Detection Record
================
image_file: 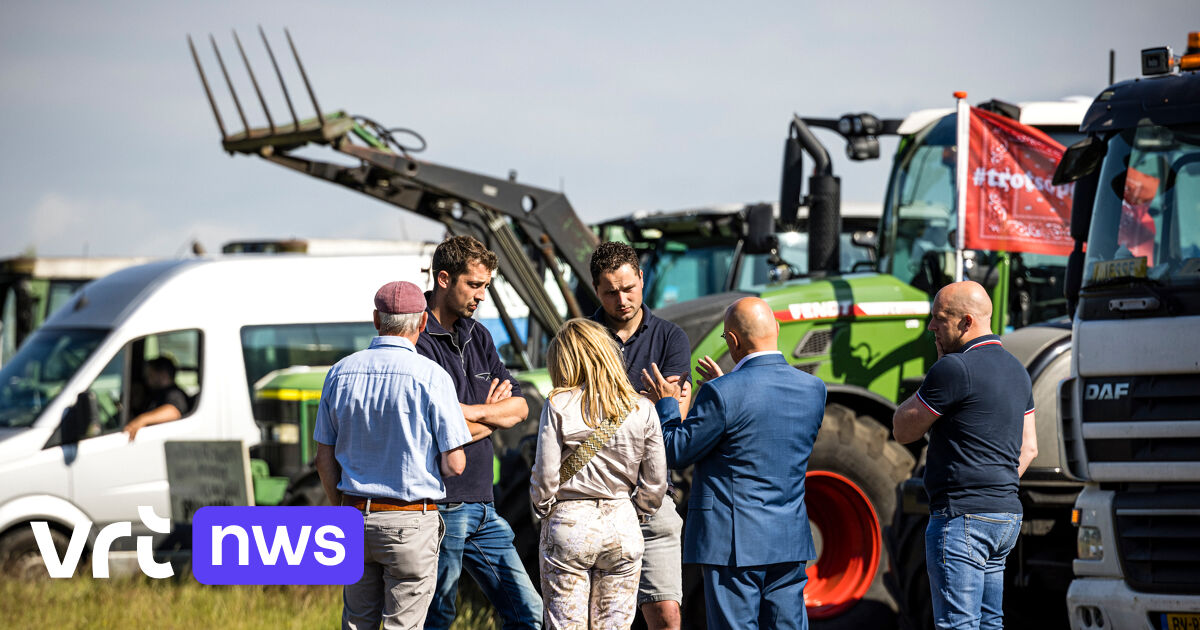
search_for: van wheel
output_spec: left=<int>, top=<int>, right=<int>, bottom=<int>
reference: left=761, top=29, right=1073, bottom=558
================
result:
left=0, top=525, right=77, bottom=580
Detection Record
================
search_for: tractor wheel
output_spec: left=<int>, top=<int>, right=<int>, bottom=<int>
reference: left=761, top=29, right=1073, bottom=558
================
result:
left=884, top=486, right=934, bottom=630
left=806, top=403, right=915, bottom=629
left=0, top=524, right=78, bottom=580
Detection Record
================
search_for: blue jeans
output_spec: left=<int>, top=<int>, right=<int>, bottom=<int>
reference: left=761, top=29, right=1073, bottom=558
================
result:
left=701, top=562, right=809, bottom=630
left=925, top=510, right=1021, bottom=630
left=424, top=502, right=542, bottom=630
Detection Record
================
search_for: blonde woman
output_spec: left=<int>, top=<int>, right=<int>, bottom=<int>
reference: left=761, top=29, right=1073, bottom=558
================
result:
left=530, top=318, right=669, bottom=630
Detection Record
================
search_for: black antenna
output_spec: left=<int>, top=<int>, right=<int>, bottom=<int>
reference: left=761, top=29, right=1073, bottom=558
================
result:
left=1109, top=49, right=1116, bottom=85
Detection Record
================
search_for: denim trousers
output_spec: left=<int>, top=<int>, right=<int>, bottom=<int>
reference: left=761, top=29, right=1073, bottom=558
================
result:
left=424, top=501, right=543, bottom=630
left=925, top=509, right=1021, bottom=630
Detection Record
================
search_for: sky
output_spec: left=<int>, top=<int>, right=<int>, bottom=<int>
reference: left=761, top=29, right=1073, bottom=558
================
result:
left=0, top=1, right=1192, bottom=258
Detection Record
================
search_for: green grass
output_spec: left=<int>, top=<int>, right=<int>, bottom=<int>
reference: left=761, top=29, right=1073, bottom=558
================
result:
left=0, top=576, right=501, bottom=629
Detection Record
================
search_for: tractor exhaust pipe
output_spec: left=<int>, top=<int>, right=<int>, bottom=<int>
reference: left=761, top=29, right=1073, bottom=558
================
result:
left=782, top=115, right=841, bottom=278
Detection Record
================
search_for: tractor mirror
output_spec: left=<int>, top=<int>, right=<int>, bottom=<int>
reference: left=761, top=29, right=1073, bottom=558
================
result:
left=779, top=137, right=803, bottom=227
left=744, top=203, right=777, bottom=255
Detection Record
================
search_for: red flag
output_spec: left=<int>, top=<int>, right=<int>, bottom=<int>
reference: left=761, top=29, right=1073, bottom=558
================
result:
left=962, top=107, right=1074, bottom=256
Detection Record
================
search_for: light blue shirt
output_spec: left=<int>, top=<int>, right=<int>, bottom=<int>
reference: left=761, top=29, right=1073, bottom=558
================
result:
left=314, top=336, right=471, bottom=501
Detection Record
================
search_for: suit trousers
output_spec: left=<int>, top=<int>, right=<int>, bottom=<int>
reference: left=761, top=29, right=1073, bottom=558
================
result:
left=701, top=562, right=809, bottom=630
left=539, top=498, right=644, bottom=629
left=344, top=509, right=443, bottom=630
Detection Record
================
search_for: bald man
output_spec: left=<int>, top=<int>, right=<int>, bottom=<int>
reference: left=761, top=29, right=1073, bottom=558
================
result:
left=642, top=297, right=825, bottom=630
left=893, top=281, right=1038, bottom=630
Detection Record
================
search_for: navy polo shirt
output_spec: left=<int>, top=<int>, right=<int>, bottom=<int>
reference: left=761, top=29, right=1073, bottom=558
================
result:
left=590, top=306, right=691, bottom=390
left=916, top=334, right=1033, bottom=517
left=416, top=293, right=522, bottom=503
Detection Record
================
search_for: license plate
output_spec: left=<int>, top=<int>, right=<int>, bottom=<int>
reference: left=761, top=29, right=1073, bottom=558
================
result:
left=1162, top=612, right=1200, bottom=630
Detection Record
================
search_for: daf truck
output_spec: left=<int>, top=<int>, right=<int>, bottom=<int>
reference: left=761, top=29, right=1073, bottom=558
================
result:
left=1055, top=32, right=1200, bottom=630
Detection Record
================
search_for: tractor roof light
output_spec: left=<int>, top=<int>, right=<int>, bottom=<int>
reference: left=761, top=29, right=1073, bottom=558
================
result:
left=1181, top=31, right=1200, bottom=71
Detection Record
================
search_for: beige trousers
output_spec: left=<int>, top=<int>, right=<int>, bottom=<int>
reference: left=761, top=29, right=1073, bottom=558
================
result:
left=539, top=499, right=644, bottom=630
left=343, top=509, right=443, bottom=630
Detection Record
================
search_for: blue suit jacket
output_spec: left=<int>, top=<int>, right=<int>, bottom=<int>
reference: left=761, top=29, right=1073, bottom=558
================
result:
left=655, top=353, right=825, bottom=567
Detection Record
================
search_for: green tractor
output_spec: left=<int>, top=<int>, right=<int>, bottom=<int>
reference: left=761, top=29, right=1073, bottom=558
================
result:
left=532, top=100, right=1088, bottom=628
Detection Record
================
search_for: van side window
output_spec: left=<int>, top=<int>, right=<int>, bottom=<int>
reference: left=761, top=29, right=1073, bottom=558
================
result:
left=240, top=323, right=375, bottom=476
left=80, top=329, right=203, bottom=439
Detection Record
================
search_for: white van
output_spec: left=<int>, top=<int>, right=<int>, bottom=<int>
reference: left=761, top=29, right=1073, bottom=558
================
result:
left=0, top=252, right=454, bottom=576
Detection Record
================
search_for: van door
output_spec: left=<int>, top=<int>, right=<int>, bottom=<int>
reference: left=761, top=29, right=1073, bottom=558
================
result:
left=69, top=329, right=206, bottom=526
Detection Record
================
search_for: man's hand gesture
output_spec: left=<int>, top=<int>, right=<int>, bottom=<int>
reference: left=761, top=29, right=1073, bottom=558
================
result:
left=696, top=355, right=724, bottom=386
left=640, top=363, right=681, bottom=403
left=485, top=378, right=513, bottom=404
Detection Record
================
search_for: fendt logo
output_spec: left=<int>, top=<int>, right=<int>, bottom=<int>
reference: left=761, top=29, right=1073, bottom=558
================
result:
left=34, top=505, right=364, bottom=584
left=1085, top=382, right=1130, bottom=401
left=33, top=505, right=174, bottom=579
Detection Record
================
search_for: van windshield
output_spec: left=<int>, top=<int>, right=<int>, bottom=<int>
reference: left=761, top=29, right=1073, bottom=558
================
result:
left=0, top=328, right=108, bottom=428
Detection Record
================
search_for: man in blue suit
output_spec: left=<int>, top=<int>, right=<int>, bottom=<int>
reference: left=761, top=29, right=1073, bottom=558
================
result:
left=642, top=297, right=825, bottom=630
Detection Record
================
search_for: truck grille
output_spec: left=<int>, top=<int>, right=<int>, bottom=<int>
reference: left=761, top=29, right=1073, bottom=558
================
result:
left=1113, top=487, right=1200, bottom=594
left=1080, top=374, right=1200, bottom=468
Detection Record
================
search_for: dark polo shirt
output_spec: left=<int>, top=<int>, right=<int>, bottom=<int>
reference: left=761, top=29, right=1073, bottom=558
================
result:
left=916, top=334, right=1033, bottom=517
left=416, top=292, right=521, bottom=503
left=590, top=306, right=691, bottom=390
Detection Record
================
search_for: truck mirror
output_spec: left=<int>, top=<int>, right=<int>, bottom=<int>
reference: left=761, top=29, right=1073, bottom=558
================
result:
left=744, top=203, right=777, bottom=255
left=1053, top=136, right=1107, bottom=185
left=60, top=392, right=98, bottom=446
left=779, top=136, right=804, bottom=227
left=1069, top=168, right=1100, bottom=243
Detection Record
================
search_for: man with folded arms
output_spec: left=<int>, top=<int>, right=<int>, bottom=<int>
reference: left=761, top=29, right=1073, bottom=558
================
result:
left=315, top=280, right=471, bottom=630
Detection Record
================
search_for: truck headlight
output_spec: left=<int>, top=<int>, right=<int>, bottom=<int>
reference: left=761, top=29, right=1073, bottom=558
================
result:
left=1077, top=526, right=1103, bottom=560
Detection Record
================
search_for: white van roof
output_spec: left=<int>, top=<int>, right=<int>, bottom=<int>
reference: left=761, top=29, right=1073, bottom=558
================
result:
left=44, top=255, right=435, bottom=331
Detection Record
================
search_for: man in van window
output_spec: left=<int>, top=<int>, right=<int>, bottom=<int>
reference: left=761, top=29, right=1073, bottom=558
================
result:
left=315, top=280, right=471, bottom=630
left=124, top=357, right=188, bottom=441
left=417, top=235, right=542, bottom=630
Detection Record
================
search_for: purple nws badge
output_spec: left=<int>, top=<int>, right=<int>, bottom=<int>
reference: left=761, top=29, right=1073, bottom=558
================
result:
left=192, top=506, right=364, bottom=585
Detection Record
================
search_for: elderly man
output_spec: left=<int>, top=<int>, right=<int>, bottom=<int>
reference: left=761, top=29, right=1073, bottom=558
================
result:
left=893, top=280, right=1038, bottom=630
left=315, top=280, right=471, bottom=630
left=642, top=297, right=825, bottom=630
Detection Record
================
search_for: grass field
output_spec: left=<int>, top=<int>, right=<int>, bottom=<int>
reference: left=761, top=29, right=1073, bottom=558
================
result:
left=0, top=576, right=501, bottom=629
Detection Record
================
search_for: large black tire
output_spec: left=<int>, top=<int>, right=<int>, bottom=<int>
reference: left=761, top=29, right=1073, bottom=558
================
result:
left=884, top=480, right=933, bottom=630
left=806, top=403, right=915, bottom=629
left=0, top=524, right=78, bottom=580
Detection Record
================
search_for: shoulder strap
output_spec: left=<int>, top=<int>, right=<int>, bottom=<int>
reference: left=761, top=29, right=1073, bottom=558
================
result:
left=559, top=402, right=633, bottom=485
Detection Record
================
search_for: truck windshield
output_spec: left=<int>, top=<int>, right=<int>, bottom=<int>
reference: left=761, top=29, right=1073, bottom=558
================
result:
left=0, top=328, right=108, bottom=429
left=644, top=243, right=737, bottom=308
left=1083, top=123, right=1200, bottom=290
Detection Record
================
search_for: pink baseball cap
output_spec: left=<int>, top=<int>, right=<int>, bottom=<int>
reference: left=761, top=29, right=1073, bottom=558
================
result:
left=374, top=281, right=427, bottom=314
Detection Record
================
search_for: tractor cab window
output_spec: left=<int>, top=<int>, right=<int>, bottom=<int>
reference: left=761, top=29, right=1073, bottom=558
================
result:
left=644, top=242, right=737, bottom=308
left=880, top=116, right=958, bottom=289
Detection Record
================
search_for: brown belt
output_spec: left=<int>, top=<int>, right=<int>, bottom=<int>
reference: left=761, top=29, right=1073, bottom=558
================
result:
left=342, top=495, right=438, bottom=512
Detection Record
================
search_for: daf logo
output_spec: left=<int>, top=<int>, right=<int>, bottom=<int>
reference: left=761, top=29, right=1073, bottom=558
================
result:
left=1085, top=382, right=1130, bottom=401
